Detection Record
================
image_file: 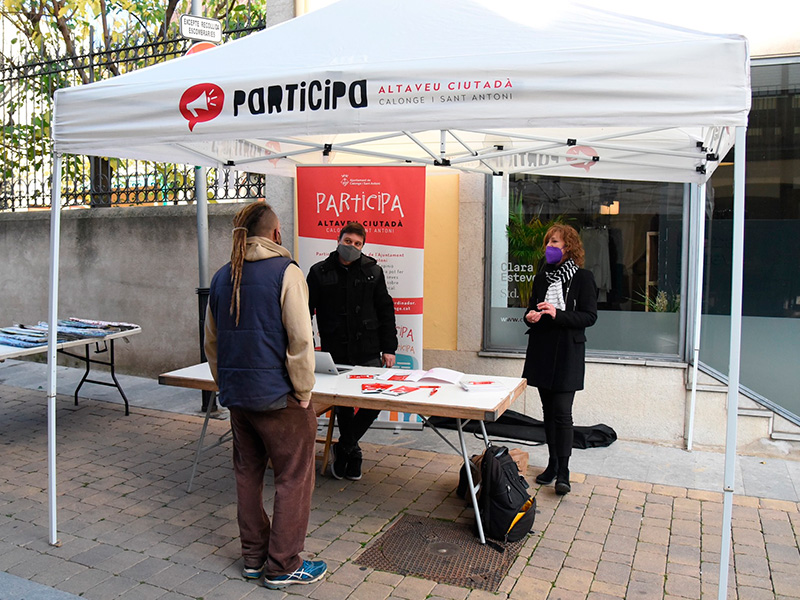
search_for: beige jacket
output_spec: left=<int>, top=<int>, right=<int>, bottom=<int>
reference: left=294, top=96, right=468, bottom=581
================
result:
left=204, top=236, right=316, bottom=404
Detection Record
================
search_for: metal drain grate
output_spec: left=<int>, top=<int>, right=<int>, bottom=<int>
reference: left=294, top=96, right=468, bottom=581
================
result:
left=355, top=514, right=525, bottom=591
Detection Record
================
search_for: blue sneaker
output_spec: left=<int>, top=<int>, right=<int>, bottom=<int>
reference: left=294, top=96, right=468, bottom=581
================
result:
left=241, top=561, right=265, bottom=579
left=263, top=559, right=327, bottom=589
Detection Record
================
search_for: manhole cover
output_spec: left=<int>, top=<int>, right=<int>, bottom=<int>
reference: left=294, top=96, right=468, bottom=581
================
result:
left=426, top=541, right=461, bottom=557
left=356, top=514, right=526, bottom=591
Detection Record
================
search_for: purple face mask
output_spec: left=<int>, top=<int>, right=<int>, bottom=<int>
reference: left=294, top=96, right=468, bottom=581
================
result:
left=545, top=246, right=563, bottom=265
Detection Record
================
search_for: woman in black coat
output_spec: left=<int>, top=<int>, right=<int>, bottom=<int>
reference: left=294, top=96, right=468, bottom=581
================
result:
left=522, top=224, right=597, bottom=495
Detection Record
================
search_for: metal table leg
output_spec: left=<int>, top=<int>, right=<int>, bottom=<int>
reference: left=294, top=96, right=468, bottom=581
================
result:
left=187, top=394, right=231, bottom=492
left=61, top=339, right=130, bottom=415
left=419, top=415, right=492, bottom=545
left=455, top=418, right=492, bottom=545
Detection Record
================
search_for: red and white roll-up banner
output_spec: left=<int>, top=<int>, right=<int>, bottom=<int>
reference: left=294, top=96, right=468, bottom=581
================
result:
left=297, top=165, right=425, bottom=368
left=297, top=166, right=426, bottom=427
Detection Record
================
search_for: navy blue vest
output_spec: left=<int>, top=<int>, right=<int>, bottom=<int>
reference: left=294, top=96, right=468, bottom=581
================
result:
left=208, top=257, right=293, bottom=411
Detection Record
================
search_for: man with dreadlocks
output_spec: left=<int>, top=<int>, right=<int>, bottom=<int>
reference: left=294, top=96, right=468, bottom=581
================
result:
left=307, top=221, right=398, bottom=481
left=204, top=201, right=326, bottom=590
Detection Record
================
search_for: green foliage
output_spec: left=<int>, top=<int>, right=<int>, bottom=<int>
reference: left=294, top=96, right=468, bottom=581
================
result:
left=633, top=289, right=681, bottom=312
left=505, top=188, right=566, bottom=305
left=1, top=0, right=267, bottom=209
left=2, top=1, right=267, bottom=66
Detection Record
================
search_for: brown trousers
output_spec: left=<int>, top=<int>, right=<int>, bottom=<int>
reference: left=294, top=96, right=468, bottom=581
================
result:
left=229, top=398, right=317, bottom=577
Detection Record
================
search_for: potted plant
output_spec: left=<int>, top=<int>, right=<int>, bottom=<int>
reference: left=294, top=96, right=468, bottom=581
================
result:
left=634, top=289, right=681, bottom=312
left=505, top=191, right=566, bottom=306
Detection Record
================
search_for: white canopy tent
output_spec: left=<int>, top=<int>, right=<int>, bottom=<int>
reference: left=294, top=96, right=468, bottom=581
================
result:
left=50, top=0, right=749, bottom=595
left=53, top=0, right=748, bottom=181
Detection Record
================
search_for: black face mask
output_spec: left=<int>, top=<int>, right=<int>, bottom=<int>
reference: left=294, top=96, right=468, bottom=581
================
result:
left=337, top=243, right=362, bottom=263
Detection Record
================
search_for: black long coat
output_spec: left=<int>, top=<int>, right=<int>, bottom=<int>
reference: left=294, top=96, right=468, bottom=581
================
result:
left=522, top=268, right=598, bottom=392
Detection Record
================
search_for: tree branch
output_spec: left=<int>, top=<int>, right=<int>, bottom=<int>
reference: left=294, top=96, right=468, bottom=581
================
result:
left=98, top=0, right=121, bottom=77
left=50, top=0, right=90, bottom=85
left=160, top=0, right=181, bottom=40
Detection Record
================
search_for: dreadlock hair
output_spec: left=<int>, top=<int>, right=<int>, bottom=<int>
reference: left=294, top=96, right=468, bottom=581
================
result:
left=229, top=201, right=279, bottom=326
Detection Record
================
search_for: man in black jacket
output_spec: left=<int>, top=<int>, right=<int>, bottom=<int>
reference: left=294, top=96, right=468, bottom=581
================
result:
left=307, top=222, right=398, bottom=480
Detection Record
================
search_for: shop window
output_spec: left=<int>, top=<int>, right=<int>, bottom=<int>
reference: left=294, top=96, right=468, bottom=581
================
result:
left=485, top=174, right=685, bottom=356
left=701, top=58, right=800, bottom=421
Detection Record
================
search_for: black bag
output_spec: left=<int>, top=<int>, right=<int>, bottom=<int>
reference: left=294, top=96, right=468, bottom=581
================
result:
left=572, top=423, right=617, bottom=449
left=478, top=445, right=536, bottom=544
left=456, top=447, right=528, bottom=499
left=428, top=410, right=617, bottom=449
left=456, top=453, right=481, bottom=499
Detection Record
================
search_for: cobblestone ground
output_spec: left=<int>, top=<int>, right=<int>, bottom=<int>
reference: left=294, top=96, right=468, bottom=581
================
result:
left=1, top=384, right=799, bottom=600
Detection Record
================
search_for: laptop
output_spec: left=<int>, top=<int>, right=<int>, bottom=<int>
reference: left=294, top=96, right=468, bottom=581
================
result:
left=314, top=351, right=353, bottom=375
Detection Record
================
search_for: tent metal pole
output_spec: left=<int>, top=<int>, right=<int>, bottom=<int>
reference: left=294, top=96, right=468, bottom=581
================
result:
left=717, top=125, right=746, bottom=600
left=47, top=152, right=63, bottom=547
left=195, top=165, right=213, bottom=412
left=191, top=0, right=214, bottom=413
left=196, top=166, right=209, bottom=285
left=687, top=183, right=706, bottom=451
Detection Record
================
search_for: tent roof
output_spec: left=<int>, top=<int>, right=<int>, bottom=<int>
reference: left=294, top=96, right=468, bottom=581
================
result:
left=52, top=0, right=750, bottom=183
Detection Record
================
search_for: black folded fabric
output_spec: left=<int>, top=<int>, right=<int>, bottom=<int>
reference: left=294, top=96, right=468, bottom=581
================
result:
left=425, top=410, right=617, bottom=449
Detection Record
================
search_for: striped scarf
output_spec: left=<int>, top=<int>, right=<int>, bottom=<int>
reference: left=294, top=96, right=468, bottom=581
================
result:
left=543, top=259, right=578, bottom=311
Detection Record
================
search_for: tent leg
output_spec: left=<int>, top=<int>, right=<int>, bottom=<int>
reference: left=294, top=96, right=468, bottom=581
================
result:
left=717, top=126, right=746, bottom=600
left=195, top=165, right=214, bottom=412
left=686, top=183, right=706, bottom=451
left=47, top=152, right=63, bottom=547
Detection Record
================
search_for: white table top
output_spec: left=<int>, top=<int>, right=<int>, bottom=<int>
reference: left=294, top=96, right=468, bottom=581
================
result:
left=0, top=326, right=142, bottom=362
left=159, top=363, right=526, bottom=422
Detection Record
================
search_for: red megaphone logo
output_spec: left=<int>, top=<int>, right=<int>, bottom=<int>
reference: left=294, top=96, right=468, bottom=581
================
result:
left=180, top=83, right=224, bottom=131
left=566, top=145, right=599, bottom=172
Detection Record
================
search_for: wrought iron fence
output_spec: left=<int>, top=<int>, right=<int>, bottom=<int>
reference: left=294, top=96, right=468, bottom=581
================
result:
left=1, top=10, right=267, bottom=212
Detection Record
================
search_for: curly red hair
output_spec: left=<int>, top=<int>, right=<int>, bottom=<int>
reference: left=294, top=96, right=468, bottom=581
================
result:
left=544, top=224, right=585, bottom=267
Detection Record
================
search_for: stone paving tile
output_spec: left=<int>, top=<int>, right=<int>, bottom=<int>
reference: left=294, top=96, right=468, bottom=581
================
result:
left=54, top=565, right=114, bottom=595
left=143, top=563, right=201, bottom=590
left=667, top=543, right=700, bottom=566
left=114, top=582, right=171, bottom=600
left=664, top=572, right=701, bottom=598
left=3, top=389, right=800, bottom=600
left=348, top=580, right=394, bottom=600
left=28, top=557, right=87, bottom=588
left=465, top=589, right=509, bottom=600
left=430, top=582, right=470, bottom=599
left=144, top=592, right=194, bottom=600
left=509, top=576, right=552, bottom=599
left=171, top=569, right=228, bottom=597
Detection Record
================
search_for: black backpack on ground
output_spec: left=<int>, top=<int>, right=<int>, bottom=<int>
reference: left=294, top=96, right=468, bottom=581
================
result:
left=478, top=445, right=536, bottom=544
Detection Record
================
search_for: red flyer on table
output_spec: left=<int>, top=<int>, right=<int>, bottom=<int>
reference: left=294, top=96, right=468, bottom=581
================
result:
left=348, top=374, right=374, bottom=379
left=388, top=374, right=410, bottom=381
left=384, top=385, right=419, bottom=396
left=361, top=382, right=393, bottom=394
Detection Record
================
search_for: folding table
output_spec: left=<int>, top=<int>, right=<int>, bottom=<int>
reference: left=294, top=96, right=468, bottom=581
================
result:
left=159, top=362, right=526, bottom=544
left=1, top=324, right=141, bottom=415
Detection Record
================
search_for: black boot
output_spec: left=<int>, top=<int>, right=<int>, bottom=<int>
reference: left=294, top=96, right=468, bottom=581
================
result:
left=535, top=456, right=559, bottom=485
left=555, top=456, right=571, bottom=495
